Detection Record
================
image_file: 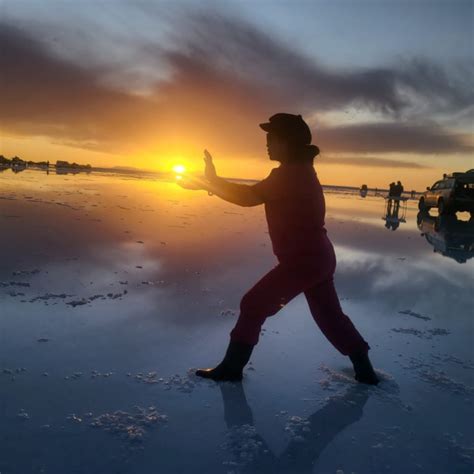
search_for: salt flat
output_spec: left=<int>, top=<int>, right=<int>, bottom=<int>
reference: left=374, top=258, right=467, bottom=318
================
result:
left=0, top=168, right=473, bottom=474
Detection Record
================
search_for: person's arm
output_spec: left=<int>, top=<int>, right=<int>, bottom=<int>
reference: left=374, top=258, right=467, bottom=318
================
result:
left=201, top=149, right=263, bottom=207
left=205, top=176, right=264, bottom=207
left=177, top=149, right=266, bottom=206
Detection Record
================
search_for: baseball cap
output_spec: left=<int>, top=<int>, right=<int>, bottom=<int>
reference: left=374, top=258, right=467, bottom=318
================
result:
left=259, top=113, right=312, bottom=144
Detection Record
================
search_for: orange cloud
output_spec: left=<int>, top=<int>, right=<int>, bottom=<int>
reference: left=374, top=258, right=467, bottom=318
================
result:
left=1, top=16, right=472, bottom=174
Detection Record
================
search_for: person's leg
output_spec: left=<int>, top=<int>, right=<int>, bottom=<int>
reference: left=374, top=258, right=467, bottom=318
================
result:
left=195, top=260, right=322, bottom=381
left=303, top=278, right=370, bottom=356
left=304, top=279, right=379, bottom=384
left=230, top=261, right=319, bottom=345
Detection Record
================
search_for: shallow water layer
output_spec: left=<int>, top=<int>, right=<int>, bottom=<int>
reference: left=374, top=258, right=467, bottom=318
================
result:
left=1, top=168, right=473, bottom=474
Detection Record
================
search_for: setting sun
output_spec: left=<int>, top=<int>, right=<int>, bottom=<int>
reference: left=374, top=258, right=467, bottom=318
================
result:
left=172, top=164, right=186, bottom=174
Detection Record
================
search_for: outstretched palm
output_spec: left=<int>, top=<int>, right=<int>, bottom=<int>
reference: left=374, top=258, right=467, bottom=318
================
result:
left=176, top=175, right=205, bottom=190
left=204, top=149, right=217, bottom=182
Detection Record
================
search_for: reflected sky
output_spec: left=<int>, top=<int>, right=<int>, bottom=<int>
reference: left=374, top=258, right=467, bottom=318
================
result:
left=2, top=169, right=472, bottom=325
left=1, top=168, right=473, bottom=474
left=1, top=168, right=473, bottom=351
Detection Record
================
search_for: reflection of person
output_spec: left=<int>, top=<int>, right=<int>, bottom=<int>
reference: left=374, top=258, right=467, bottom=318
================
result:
left=387, top=218, right=400, bottom=231
left=219, top=381, right=371, bottom=473
left=384, top=196, right=401, bottom=231
left=178, top=113, right=379, bottom=385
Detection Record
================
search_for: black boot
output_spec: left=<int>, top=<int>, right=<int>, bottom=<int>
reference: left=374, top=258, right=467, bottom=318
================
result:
left=195, top=341, right=254, bottom=381
left=349, top=351, right=380, bottom=385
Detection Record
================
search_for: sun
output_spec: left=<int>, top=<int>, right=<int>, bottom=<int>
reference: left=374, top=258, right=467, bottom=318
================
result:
left=172, top=164, right=186, bottom=174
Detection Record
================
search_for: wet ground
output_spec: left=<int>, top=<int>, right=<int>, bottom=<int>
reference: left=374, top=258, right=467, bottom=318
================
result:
left=1, top=168, right=473, bottom=474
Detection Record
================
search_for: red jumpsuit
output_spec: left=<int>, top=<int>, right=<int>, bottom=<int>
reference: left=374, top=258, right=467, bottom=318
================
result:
left=229, top=162, right=370, bottom=356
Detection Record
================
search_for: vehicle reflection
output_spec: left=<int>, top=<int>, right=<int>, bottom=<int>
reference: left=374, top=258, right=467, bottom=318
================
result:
left=416, top=211, right=474, bottom=263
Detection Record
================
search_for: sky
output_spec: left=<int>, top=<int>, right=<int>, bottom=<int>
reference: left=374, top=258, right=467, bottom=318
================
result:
left=1, top=0, right=473, bottom=188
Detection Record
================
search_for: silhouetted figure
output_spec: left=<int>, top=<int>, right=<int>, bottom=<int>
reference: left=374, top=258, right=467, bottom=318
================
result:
left=388, top=182, right=396, bottom=197
left=387, top=182, right=396, bottom=213
left=178, top=113, right=379, bottom=385
left=393, top=180, right=404, bottom=213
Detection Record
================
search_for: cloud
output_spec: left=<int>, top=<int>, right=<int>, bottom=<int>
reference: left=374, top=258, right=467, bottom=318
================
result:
left=0, top=23, right=274, bottom=157
left=158, top=11, right=474, bottom=119
left=0, top=24, right=159, bottom=148
left=1, top=12, right=473, bottom=160
left=318, top=156, right=430, bottom=169
left=316, top=122, right=473, bottom=154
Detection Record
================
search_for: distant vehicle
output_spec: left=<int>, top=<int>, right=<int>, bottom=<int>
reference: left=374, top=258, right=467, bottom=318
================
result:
left=418, top=170, right=474, bottom=215
left=416, top=211, right=474, bottom=263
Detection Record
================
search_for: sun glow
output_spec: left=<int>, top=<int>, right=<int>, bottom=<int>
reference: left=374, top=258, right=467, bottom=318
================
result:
left=172, top=164, right=186, bottom=174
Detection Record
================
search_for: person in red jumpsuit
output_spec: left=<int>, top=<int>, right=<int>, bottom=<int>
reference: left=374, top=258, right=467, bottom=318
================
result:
left=178, top=113, right=379, bottom=385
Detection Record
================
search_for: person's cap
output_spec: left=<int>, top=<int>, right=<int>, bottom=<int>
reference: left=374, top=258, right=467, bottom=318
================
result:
left=259, top=113, right=312, bottom=144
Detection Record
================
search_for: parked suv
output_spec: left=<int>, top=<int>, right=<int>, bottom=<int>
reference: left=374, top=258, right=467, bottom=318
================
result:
left=418, top=170, right=474, bottom=215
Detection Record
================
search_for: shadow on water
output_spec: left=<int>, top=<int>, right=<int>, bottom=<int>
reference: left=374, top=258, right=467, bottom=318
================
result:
left=219, top=382, right=372, bottom=474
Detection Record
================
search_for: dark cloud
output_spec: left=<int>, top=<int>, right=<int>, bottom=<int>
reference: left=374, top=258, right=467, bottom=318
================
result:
left=0, top=23, right=274, bottom=157
left=318, top=156, right=430, bottom=169
left=1, top=14, right=472, bottom=159
left=316, top=122, right=473, bottom=154
left=164, top=11, right=474, bottom=118
left=0, top=24, right=159, bottom=149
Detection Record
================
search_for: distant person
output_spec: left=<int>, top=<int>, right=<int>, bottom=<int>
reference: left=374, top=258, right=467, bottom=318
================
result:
left=387, top=182, right=396, bottom=213
left=178, top=113, right=379, bottom=385
left=397, top=180, right=404, bottom=196
left=388, top=182, right=396, bottom=197
left=394, top=181, right=404, bottom=212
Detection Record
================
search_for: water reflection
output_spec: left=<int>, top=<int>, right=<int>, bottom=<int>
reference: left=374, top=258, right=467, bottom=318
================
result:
left=1, top=169, right=473, bottom=474
left=416, top=211, right=474, bottom=263
left=1, top=169, right=472, bottom=327
left=382, top=197, right=407, bottom=231
left=219, top=382, right=371, bottom=473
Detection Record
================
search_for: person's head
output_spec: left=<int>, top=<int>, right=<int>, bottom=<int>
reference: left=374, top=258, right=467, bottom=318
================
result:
left=259, top=113, right=319, bottom=164
left=397, top=181, right=401, bottom=185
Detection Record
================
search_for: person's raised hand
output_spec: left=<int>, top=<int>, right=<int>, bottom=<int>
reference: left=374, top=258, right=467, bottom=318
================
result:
left=204, top=149, right=217, bottom=182
left=176, top=175, right=206, bottom=191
